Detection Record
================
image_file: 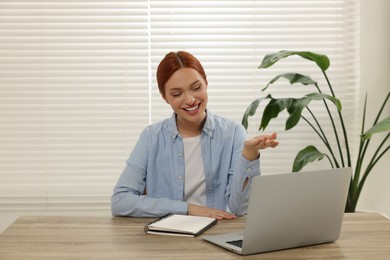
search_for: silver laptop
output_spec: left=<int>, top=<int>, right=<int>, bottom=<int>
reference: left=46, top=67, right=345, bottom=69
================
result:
left=203, top=167, right=351, bottom=255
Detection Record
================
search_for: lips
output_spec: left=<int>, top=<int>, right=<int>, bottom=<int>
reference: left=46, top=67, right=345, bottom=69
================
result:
left=183, top=103, right=200, bottom=112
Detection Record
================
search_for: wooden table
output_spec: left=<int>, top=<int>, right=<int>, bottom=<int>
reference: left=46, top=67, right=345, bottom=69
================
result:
left=0, top=212, right=389, bottom=259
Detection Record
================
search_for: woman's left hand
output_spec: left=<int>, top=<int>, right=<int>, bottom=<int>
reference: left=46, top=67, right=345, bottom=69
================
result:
left=242, top=132, right=279, bottom=161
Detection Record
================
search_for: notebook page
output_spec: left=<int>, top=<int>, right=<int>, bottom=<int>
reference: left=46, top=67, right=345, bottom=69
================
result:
left=149, top=214, right=216, bottom=233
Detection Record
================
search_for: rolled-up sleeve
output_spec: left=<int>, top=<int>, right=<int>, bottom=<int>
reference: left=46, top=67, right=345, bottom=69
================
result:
left=111, top=127, right=188, bottom=217
left=225, top=124, right=260, bottom=216
left=111, top=164, right=188, bottom=217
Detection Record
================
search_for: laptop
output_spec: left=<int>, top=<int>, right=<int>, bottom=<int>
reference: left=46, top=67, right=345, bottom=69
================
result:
left=203, top=167, right=352, bottom=255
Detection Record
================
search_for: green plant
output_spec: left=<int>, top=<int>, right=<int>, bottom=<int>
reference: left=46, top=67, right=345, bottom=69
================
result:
left=242, top=50, right=390, bottom=212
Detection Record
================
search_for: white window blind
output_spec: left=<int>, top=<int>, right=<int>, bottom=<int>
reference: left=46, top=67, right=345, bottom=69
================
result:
left=0, top=0, right=360, bottom=213
left=0, top=1, right=150, bottom=213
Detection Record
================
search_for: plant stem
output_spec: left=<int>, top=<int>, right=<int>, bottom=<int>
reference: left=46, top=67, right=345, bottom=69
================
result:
left=321, top=71, right=352, bottom=167
left=305, top=106, right=340, bottom=167
left=365, top=133, right=390, bottom=174
left=324, top=154, right=335, bottom=168
left=301, top=115, right=340, bottom=167
left=345, top=185, right=354, bottom=212
left=314, top=82, right=346, bottom=167
left=353, top=91, right=390, bottom=204
left=353, top=95, right=368, bottom=197
left=354, top=142, right=390, bottom=210
left=301, top=115, right=326, bottom=143
left=373, top=92, right=390, bottom=124
left=370, top=145, right=390, bottom=171
left=306, top=107, right=330, bottom=145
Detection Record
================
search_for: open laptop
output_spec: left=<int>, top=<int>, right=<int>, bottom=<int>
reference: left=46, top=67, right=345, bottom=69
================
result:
left=203, top=167, right=352, bottom=255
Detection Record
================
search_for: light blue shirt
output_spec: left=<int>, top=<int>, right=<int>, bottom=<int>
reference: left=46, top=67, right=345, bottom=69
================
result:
left=111, top=110, right=260, bottom=217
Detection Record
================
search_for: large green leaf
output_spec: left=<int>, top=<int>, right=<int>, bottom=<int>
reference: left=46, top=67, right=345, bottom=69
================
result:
left=262, top=73, right=317, bottom=91
left=241, top=95, right=271, bottom=130
left=259, top=50, right=330, bottom=71
left=259, top=98, right=290, bottom=130
left=259, top=93, right=342, bottom=131
left=361, top=116, right=390, bottom=140
left=292, top=145, right=326, bottom=172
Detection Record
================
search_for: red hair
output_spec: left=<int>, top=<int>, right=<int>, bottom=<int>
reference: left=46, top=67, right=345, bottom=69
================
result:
left=156, top=51, right=208, bottom=96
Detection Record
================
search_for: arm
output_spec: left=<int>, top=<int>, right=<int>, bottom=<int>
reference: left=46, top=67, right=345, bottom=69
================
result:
left=111, top=163, right=188, bottom=217
left=226, top=126, right=279, bottom=216
left=241, top=132, right=279, bottom=190
left=242, top=132, right=279, bottom=162
left=111, top=128, right=188, bottom=217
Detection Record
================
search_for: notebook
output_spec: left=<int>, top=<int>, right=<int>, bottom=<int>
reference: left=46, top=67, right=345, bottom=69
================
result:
left=203, top=167, right=352, bottom=255
left=144, top=214, right=217, bottom=237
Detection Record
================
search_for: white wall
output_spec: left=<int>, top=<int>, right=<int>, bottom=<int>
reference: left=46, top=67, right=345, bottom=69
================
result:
left=357, top=0, right=390, bottom=217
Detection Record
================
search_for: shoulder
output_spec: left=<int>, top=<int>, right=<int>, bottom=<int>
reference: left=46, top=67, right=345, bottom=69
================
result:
left=213, top=114, right=238, bottom=126
left=145, top=118, right=169, bottom=131
left=140, top=116, right=176, bottom=140
left=212, top=113, right=245, bottom=132
left=207, top=111, right=246, bottom=138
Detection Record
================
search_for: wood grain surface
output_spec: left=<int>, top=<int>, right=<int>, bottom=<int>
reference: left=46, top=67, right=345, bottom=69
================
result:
left=0, top=212, right=389, bottom=259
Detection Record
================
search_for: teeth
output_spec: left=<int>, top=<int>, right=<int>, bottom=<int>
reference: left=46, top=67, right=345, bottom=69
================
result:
left=185, top=104, right=199, bottom=111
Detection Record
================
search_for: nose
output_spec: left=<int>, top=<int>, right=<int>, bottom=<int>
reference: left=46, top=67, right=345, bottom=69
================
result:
left=185, top=94, right=195, bottom=104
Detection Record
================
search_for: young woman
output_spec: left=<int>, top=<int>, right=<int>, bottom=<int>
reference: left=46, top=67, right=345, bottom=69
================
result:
left=111, top=51, right=278, bottom=219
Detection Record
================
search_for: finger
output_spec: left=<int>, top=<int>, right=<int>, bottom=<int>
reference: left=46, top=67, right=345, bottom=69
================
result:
left=255, top=133, right=278, bottom=147
left=256, top=137, right=272, bottom=148
left=215, top=214, right=236, bottom=220
left=250, top=136, right=267, bottom=146
left=255, top=140, right=277, bottom=150
left=211, top=210, right=236, bottom=220
left=263, top=139, right=279, bottom=149
left=252, top=133, right=277, bottom=144
left=270, top=140, right=279, bottom=148
left=220, top=211, right=236, bottom=219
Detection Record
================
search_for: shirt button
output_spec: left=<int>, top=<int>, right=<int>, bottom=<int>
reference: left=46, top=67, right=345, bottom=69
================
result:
left=178, top=176, right=183, bottom=180
left=247, top=167, right=252, bottom=173
left=178, top=152, right=183, bottom=157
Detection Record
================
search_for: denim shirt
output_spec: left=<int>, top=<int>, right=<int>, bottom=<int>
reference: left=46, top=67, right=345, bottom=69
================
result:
left=111, top=110, right=260, bottom=217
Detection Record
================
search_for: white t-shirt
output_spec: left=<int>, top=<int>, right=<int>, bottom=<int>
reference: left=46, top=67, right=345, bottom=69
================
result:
left=183, top=135, right=207, bottom=206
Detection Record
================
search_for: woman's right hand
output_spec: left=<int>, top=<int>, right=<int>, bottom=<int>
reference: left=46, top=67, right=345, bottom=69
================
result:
left=188, top=204, right=237, bottom=220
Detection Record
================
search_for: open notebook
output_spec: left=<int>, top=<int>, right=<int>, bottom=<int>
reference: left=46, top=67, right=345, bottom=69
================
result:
left=144, top=214, right=217, bottom=237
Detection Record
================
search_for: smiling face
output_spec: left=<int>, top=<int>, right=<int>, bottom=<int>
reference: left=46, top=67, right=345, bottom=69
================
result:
left=163, top=67, right=208, bottom=133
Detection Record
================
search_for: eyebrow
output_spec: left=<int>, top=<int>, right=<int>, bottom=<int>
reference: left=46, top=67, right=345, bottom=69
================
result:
left=189, top=80, right=201, bottom=87
left=169, top=80, right=201, bottom=92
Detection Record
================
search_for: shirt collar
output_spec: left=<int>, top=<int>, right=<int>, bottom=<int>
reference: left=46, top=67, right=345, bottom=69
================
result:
left=166, top=109, right=215, bottom=142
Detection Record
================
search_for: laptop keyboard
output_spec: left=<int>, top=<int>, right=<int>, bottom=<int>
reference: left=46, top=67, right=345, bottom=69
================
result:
left=226, top=239, right=243, bottom=248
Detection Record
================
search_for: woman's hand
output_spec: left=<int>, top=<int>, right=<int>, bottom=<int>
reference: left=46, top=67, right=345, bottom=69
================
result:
left=188, top=204, right=237, bottom=220
left=242, top=132, right=279, bottom=161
